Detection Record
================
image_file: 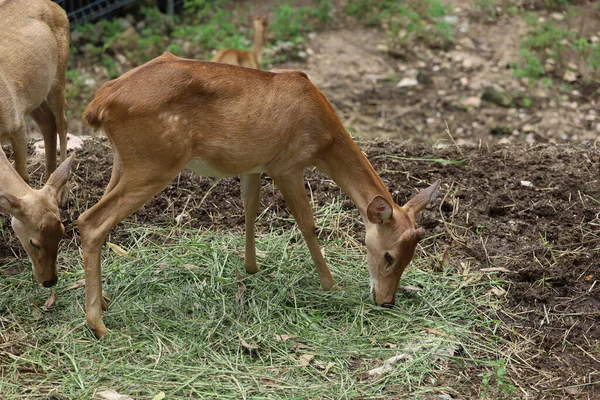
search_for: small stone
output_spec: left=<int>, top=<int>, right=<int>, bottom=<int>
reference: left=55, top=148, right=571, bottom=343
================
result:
left=525, top=133, right=536, bottom=143
left=550, top=12, right=564, bottom=21
left=457, top=37, right=475, bottom=49
left=397, top=77, right=418, bottom=87
left=417, top=71, right=433, bottom=85
left=560, top=133, right=569, bottom=140
left=376, top=44, right=389, bottom=53
left=432, top=65, right=441, bottom=72
left=115, top=53, right=127, bottom=65
left=460, top=77, right=469, bottom=86
left=462, top=97, right=481, bottom=108
left=520, top=181, right=533, bottom=187
left=426, top=117, right=436, bottom=125
left=482, top=86, right=513, bottom=107
left=522, top=124, right=535, bottom=133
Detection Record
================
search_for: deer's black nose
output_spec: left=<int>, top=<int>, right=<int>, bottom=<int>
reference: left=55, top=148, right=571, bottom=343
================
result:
left=43, top=277, right=57, bottom=287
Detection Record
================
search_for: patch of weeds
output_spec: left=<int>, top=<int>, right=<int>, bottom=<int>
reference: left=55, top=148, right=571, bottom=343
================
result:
left=345, top=0, right=455, bottom=51
left=472, top=0, right=497, bottom=20
left=479, top=359, right=517, bottom=398
left=512, top=15, right=600, bottom=83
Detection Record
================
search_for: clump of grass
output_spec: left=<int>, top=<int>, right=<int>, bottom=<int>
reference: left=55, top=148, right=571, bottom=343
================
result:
left=511, top=15, right=600, bottom=83
left=0, top=201, right=511, bottom=398
left=345, top=0, right=455, bottom=50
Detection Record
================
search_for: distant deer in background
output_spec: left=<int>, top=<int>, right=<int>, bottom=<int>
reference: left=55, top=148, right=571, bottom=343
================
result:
left=0, top=0, right=69, bottom=200
left=212, top=16, right=269, bottom=69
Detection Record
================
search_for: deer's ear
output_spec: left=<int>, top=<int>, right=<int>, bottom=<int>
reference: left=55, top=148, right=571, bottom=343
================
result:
left=367, top=196, right=393, bottom=224
left=403, top=180, right=440, bottom=219
left=0, top=192, right=24, bottom=219
left=44, top=154, right=75, bottom=197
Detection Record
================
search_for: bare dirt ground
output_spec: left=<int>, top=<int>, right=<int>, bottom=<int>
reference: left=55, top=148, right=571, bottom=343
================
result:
left=3, top=1, right=600, bottom=398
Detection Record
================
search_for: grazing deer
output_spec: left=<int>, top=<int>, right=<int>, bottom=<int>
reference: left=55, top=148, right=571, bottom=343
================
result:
left=80, top=52, right=440, bottom=336
left=0, top=147, right=74, bottom=287
left=0, top=0, right=69, bottom=196
left=211, top=16, right=268, bottom=69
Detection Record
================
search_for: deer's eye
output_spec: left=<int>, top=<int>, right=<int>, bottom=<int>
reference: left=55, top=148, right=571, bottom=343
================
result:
left=30, top=239, right=40, bottom=250
left=384, top=252, right=393, bottom=263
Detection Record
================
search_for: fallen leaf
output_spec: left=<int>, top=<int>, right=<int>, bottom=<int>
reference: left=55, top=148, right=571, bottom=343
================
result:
left=235, top=270, right=246, bottom=303
left=152, top=392, right=166, bottom=400
left=298, top=354, right=314, bottom=367
left=314, top=360, right=335, bottom=373
left=367, top=354, right=412, bottom=376
left=239, top=334, right=259, bottom=351
left=481, top=267, right=513, bottom=274
left=584, top=275, right=593, bottom=281
left=324, top=361, right=335, bottom=374
left=441, top=247, right=450, bottom=268
left=102, top=291, right=111, bottom=305
left=291, top=342, right=312, bottom=350
left=564, top=386, right=583, bottom=395
left=183, top=263, right=201, bottom=272
left=273, top=334, right=296, bottom=342
left=490, top=287, right=506, bottom=297
left=42, top=291, right=56, bottom=311
left=422, top=327, right=443, bottom=336
left=107, top=242, right=129, bottom=256
left=256, top=249, right=267, bottom=259
left=66, top=278, right=86, bottom=291
left=383, top=342, right=397, bottom=349
left=32, top=308, right=43, bottom=321
left=94, top=389, right=134, bottom=400
left=398, top=285, right=421, bottom=292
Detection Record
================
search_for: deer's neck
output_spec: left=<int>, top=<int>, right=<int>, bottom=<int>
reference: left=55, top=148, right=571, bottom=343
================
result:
left=318, top=132, right=392, bottom=222
left=253, top=25, right=264, bottom=65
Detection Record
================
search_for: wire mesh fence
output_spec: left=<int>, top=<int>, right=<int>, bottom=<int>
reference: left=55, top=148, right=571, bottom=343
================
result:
left=52, top=0, right=185, bottom=26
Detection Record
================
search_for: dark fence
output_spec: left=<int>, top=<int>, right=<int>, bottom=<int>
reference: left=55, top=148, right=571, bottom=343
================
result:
left=52, top=0, right=184, bottom=26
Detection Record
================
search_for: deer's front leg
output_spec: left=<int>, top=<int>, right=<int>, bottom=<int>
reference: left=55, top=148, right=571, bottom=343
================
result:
left=272, top=171, right=337, bottom=290
left=241, top=173, right=261, bottom=274
left=78, top=165, right=179, bottom=337
left=80, top=228, right=108, bottom=337
left=10, top=123, right=29, bottom=184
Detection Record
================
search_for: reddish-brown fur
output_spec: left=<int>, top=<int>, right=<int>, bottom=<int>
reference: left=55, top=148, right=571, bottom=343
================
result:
left=80, top=53, right=439, bottom=336
left=0, top=0, right=69, bottom=194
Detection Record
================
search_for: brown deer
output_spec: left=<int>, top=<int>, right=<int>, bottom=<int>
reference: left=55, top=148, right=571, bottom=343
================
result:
left=80, top=52, right=440, bottom=336
left=0, top=0, right=70, bottom=199
left=0, top=147, right=74, bottom=287
left=211, top=16, right=268, bottom=69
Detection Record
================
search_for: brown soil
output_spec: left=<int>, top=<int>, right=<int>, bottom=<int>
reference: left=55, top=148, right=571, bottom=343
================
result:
left=2, top=138, right=598, bottom=397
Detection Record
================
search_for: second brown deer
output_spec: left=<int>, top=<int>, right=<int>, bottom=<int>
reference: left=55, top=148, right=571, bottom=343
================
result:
left=211, top=16, right=268, bottom=69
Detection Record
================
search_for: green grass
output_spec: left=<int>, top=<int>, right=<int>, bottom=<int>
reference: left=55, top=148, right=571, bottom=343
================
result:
left=1, top=201, right=510, bottom=399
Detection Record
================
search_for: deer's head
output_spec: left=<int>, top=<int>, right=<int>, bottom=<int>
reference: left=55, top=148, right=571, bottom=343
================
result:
left=0, top=155, right=74, bottom=287
left=365, top=180, right=440, bottom=307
